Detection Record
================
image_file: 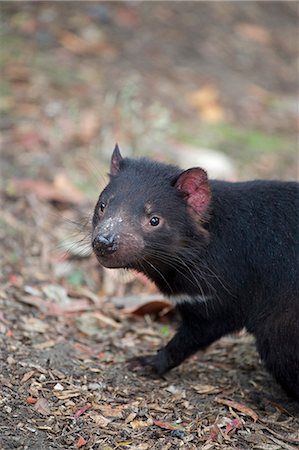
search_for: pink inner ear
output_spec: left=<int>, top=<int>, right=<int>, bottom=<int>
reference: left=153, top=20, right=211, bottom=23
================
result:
left=176, top=168, right=210, bottom=214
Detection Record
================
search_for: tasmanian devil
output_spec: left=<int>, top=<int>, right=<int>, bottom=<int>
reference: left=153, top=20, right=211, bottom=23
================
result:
left=92, top=145, right=299, bottom=400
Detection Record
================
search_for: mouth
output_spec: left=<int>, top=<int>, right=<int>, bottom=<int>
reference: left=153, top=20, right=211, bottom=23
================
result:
left=93, top=251, right=134, bottom=269
left=92, top=231, right=144, bottom=269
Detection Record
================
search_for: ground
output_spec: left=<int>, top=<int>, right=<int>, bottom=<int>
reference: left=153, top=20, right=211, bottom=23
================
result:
left=0, top=2, right=298, bottom=450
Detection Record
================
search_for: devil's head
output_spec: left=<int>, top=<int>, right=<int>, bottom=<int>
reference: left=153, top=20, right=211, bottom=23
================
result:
left=92, top=145, right=210, bottom=269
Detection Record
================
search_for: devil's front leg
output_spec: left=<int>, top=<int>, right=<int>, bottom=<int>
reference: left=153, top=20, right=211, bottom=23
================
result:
left=130, top=301, right=240, bottom=375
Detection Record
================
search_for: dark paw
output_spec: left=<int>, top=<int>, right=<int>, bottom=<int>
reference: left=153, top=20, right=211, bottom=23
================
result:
left=127, top=352, right=171, bottom=376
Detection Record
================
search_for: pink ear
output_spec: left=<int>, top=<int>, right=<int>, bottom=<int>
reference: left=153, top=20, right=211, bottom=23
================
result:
left=110, top=144, right=123, bottom=176
left=175, top=168, right=210, bottom=214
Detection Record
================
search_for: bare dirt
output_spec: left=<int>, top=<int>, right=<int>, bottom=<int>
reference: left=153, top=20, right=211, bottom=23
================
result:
left=0, top=2, right=298, bottom=449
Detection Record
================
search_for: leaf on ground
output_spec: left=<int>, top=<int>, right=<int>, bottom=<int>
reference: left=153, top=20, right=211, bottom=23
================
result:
left=153, top=420, right=186, bottom=431
left=77, top=110, right=99, bottom=144
left=193, top=384, right=222, bottom=395
left=123, top=299, right=173, bottom=317
left=236, top=23, right=272, bottom=44
left=114, top=5, right=141, bottom=27
left=130, top=418, right=153, bottom=429
left=17, top=294, right=91, bottom=316
left=9, top=176, right=83, bottom=205
left=125, top=412, right=137, bottom=423
left=43, top=285, right=72, bottom=305
left=74, top=403, right=92, bottom=418
left=21, top=370, right=36, bottom=384
left=15, top=127, right=45, bottom=151
left=89, top=412, right=111, bottom=427
left=34, top=397, right=51, bottom=416
left=76, top=311, right=120, bottom=337
left=59, top=30, right=114, bottom=56
left=26, top=396, right=37, bottom=404
left=47, top=300, right=92, bottom=316
left=210, top=423, right=221, bottom=442
left=224, top=418, right=243, bottom=436
left=94, top=311, right=121, bottom=328
left=97, top=404, right=126, bottom=419
left=16, top=295, right=44, bottom=309
left=76, top=436, right=87, bottom=448
left=54, top=389, right=81, bottom=400
left=53, top=173, right=84, bottom=204
left=215, top=398, right=258, bottom=422
left=186, top=85, right=225, bottom=123
left=22, top=317, right=49, bottom=333
left=33, top=339, right=57, bottom=350
left=73, top=342, right=96, bottom=356
left=4, top=64, right=31, bottom=82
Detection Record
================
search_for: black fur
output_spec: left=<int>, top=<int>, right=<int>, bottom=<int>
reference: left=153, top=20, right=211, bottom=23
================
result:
left=92, top=147, right=299, bottom=400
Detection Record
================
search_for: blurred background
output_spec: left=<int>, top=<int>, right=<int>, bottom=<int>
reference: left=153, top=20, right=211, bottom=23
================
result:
left=2, top=1, right=298, bottom=183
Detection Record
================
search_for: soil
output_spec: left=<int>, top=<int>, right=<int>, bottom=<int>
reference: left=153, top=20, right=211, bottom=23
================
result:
left=0, top=2, right=298, bottom=449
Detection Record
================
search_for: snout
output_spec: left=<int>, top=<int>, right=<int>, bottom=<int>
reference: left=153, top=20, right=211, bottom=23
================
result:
left=92, top=233, right=119, bottom=256
left=92, top=218, right=145, bottom=268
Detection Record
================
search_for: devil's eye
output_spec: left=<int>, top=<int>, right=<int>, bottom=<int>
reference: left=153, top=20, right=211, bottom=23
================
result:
left=150, top=216, right=160, bottom=227
left=100, top=202, right=106, bottom=212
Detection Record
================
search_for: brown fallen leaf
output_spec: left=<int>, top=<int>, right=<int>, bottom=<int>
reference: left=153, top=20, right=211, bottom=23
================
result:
left=46, top=300, right=92, bottom=316
left=34, top=397, right=51, bottom=416
left=236, top=23, right=272, bottom=44
left=210, top=423, right=221, bottom=442
left=98, top=404, right=126, bottom=418
left=114, top=5, right=141, bottom=27
left=76, top=436, right=87, bottom=448
left=130, top=418, right=153, bottom=429
left=9, top=177, right=83, bottom=205
left=153, top=420, right=186, bottom=431
left=186, top=85, right=225, bottom=123
left=59, top=31, right=88, bottom=53
left=21, top=370, right=36, bottom=384
left=125, top=412, right=137, bottom=423
left=74, top=403, right=92, bottom=418
left=26, top=396, right=37, bottom=405
left=54, top=389, right=81, bottom=400
left=33, top=339, right=57, bottom=350
left=224, top=418, right=242, bottom=436
left=76, top=311, right=120, bottom=337
left=93, top=311, right=121, bottom=328
left=193, top=384, right=222, bottom=395
left=15, top=129, right=46, bottom=151
left=53, top=173, right=84, bottom=204
left=89, top=412, right=111, bottom=427
left=59, top=30, right=115, bottom=56
left=215, top=398, right=258, bottom=422
left=15, top=295, right=44, bottom=309
left=16, top=294, right=91, bottom=316
left=21, top=317, right=49, bottom=333
left=124, top=299, right=173, bottom=317
left=77, top=110, right=99, bottom=144
left=200, top=103, right=224, bottom=123
left=4, top=64, right=31, bottom=82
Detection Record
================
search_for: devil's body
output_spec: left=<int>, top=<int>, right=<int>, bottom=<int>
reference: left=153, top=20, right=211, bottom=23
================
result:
left=92, top=146, right=299, bottom=400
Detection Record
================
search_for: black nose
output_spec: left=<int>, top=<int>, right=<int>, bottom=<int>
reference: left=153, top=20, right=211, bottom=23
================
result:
left=93, top=233, right=118, bottom=255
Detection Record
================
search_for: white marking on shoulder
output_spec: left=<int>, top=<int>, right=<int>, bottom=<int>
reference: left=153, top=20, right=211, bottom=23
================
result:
left=169, top=294, right=213, bottom=305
